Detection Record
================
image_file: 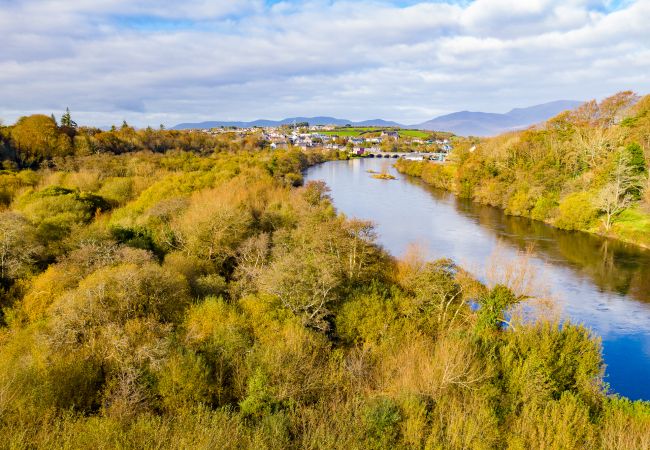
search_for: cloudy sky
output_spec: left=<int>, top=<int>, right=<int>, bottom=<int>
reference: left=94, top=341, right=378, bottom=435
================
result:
left=1, top=0, right=649, bottom=127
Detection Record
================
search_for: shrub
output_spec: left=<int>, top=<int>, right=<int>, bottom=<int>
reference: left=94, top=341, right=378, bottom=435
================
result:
left=363, top=397, right=402, bottom=449
left=554, top=192, right=598, bottom=230
left=17, top=186, right=110, bottom=241
left=506, top=189, right=535, bottom=217
left=531, top=194, right=558, bottom=221
left=0, top=212, right=42, bottom=283
left=98, top=177, right=134, bottom=205
left=156, top=351, right=212, bottom=411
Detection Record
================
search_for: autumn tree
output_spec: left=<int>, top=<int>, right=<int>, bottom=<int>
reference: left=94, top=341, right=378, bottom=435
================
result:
left=10, top=114, right=72, bottom=165
left=0, top=212, right=42, bottom=284
left=596, top=150, right=645, bottom=231
left=598, top=91, right=638, bottom=127
left=258, top=248, right=342, bottom=333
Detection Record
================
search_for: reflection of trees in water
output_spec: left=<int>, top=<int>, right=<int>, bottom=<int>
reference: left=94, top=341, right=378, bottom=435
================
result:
left=450, top=193, right=650, bottom=303
left=401, top=176, right=650, bottom=303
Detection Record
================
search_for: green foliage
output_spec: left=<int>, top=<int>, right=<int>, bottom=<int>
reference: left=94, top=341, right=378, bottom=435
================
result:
left=16, top=186, right=111, bottom=242
left=0, top=169, right=39, bottom=206
left=507, top=189, right=535, bottom=217
left=60, top=107, right=78, bottom=129
left=625, top=142, right=647, bottom=176
left=508, top=392, right=596, bottom=449
left=531, top=194, right=558, bottom=221
left=555, top=192, right=598, bottom=230
left=110, top=225, right=159, bottom=254
left=336, top=288, right=398, bottom=344
left=239, top=368, right=280, bottom=418
left=98, top=177, right=134, bottom=205
left=156, top=351, right=211, bottom=411
left=476, top=284, right=518, bottom=333
left=363, top=397, right=402, bottom=449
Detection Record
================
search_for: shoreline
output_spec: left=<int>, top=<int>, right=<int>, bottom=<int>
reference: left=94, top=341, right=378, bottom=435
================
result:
left=393, top=160, right=650, bottom=252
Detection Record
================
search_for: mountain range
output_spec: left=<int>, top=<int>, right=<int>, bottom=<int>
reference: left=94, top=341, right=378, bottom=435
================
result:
left=172, top=117, right=402, bottom=129
left=172, top=100, right=583, bottom=136
left=415, top=100, right=583, bottom=136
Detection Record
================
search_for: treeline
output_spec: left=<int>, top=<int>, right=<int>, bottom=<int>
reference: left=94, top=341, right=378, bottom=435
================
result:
left=0, top=141, right=648, bottom=447
left=396, top=91, right=650, bottom=247
left=0, top=113, right=269, bottom=169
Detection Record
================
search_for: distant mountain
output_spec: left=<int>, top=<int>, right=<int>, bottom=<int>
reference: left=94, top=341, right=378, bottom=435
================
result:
left=414, top=100, right=583, bottom=136
left=172, top=117, right=403, bottom=130
left=353, top=119, right=403, bottom=127
left=172, top=101, right=583, bottom=135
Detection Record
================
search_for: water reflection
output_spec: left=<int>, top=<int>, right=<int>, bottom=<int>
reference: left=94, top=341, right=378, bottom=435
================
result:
left=417, top=184, right=650, bottom=304
left=305, top=158, right=650, bottom=400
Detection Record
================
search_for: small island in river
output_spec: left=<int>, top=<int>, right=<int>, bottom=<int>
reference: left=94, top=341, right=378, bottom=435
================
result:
left=371, top=172, right=397, bottom=180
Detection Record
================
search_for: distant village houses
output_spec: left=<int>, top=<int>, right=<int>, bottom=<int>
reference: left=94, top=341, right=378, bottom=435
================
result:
left=191, top=123, right=453, bottom=158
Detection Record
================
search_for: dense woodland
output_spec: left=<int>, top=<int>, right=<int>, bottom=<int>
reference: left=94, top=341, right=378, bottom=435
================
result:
left=396, top=92, right=650, bottom=248
left=0, top=113, right=649, bottom=448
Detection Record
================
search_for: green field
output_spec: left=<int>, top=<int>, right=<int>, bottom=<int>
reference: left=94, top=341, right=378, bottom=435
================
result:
left=319, top=128, right=367, bottom=137
left=318, top=127, right=431, bottom=139
left=398, top=129, right=430, bottom=139
left=612, top=207, right=650, bottom=248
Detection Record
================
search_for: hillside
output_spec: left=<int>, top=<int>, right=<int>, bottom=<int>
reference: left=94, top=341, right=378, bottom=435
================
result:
left=396, top=91, right=650, bottom=248
left=416, top=100, right=583, bottom=136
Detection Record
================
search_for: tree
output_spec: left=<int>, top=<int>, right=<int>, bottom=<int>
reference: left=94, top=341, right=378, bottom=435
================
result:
left=10, top=114, right=70, bottom=165
left=596, top=150, right=645, bottom=231
left=555, top=192, right=598, bottom=231
left=0, top=212, right=42, bottom=284
left=626, top=142, right=647, bottom=176
left=573, top=126, right=609, bottom=169
left=598, top=91, right=638, bottom=127
left=173, top=192, right=253, bottom=268
left=60, top=108, right=77, bottom=129
left=258, top=250, right=341, bottom=332
left=476, top=284, right=520, bottom=333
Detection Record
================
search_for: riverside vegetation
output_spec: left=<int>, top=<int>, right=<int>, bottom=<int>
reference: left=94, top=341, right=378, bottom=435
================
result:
left=396, top=92, right=650, bottom=248
left=0, top=114, right=649, bottom=449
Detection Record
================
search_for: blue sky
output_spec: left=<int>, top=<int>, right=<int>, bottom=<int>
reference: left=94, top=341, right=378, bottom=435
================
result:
left=1, top=0, right=649, bottom=127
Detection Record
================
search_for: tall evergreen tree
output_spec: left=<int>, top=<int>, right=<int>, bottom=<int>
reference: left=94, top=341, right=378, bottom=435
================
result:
left=626, top=142, right=647, bottom=176
left=60, top=107, right=77, bottom=129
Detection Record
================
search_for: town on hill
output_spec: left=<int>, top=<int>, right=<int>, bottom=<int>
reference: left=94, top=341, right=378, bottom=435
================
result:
left=188, top=124, right=453, bottom=159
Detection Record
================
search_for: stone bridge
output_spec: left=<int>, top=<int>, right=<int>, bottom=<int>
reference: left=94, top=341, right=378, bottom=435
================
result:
left=362, top=152, right=447, bottom=161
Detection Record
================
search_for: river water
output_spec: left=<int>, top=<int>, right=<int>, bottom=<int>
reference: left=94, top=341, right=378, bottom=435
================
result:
left=305, top=158, right=650, bottom=401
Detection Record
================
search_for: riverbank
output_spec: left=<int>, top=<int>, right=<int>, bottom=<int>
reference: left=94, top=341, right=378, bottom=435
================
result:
left=394, top=159, right=650, bottom=251
left=306, top=158, right=650, bottom=401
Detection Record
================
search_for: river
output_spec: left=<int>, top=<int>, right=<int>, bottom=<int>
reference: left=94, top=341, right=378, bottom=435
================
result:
left=305, top=158, right=650, bottom=401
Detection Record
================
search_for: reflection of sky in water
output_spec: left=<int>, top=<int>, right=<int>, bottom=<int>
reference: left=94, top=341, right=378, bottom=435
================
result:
left=306, top=158, right=650, bottom=400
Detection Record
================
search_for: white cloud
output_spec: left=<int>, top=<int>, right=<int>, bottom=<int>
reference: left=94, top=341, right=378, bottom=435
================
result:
left=0, top=0, right=648, bottom=126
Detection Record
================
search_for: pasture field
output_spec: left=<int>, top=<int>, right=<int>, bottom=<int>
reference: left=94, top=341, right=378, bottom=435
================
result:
left=318, top=127, right=432, bottom=139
